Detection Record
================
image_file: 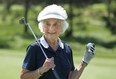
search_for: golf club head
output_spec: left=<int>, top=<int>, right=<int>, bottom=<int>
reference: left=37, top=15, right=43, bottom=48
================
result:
left=19, top=17, right=26, bottom=25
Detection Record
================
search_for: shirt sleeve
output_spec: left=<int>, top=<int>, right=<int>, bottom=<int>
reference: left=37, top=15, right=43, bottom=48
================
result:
left=22, top=45, right=37, bottom=70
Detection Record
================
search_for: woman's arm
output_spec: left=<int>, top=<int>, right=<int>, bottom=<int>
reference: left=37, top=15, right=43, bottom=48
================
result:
left=68, top=62, right=87, bottom=79
left=69, top=43, right=95, bottom=79
left=20, top=67, right=43, bottom=79
left=20, top=57, right=55, bottom=79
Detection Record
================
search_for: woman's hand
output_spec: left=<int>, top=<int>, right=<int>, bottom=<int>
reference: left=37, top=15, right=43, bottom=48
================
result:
left=82, top=43, right=95, bottom=64
left=40, top=57, right=56, bottom=74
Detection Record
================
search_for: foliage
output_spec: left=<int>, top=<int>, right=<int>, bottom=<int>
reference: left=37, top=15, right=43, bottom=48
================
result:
left=102, top=0, right=116, bottom=34
left=0, top=38, right=10, bottom=48
left=0, top=3, right=116, bottom=49
left=110, top=0, right=116, bottom=11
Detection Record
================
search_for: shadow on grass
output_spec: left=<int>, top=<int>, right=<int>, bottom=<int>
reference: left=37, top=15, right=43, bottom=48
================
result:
left=61, top=36, right=116, bottom=49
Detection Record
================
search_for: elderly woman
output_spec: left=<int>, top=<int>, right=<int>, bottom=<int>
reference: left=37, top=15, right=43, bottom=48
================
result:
left=20, top=4, right=95, bottom=79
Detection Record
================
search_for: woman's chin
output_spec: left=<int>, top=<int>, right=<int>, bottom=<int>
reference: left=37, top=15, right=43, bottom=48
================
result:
left=48, top=35, right=58, bottom=39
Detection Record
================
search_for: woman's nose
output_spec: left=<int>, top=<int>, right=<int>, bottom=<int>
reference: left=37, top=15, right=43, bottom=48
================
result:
left=49, top=25, right=55, bottom=30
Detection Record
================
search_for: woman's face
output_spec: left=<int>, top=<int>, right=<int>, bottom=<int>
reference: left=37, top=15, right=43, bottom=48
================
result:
left=42, top=18, right=62, bottom=40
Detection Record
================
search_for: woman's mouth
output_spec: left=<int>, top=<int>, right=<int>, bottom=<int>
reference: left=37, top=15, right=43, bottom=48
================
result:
left=48, top=32, right=56, bottom=34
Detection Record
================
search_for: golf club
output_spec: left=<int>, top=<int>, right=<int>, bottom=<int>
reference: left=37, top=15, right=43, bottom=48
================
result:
left=19, top=17, right=60, bottom=79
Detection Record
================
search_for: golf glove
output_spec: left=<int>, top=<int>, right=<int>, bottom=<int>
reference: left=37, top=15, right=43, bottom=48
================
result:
left=82, top=43, right=95, bottom=64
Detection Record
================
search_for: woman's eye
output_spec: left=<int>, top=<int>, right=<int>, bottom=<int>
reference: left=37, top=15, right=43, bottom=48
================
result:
left=53, top=23, right=57, bottom=26
left=46, top=23, right=50, bottom=26
left=54, top=22, right=61, bottom=26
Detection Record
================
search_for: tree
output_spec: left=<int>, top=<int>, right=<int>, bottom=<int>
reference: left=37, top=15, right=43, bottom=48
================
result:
left=23, top=0, right=30, bottom=33
left=2, top=0, right=13, bottom=21
left=65, top=0, right=73, bottom=37
left=104, top=0, right=116, bottom=34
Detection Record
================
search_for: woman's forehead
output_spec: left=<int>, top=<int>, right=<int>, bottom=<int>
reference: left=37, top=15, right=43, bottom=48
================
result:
left=43, top=18, right=62, bottom=23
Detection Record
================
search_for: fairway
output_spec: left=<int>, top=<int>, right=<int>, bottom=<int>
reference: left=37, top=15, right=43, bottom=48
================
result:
left=0, top=49, right=24, bottom=79
left=0, top=49, right=116, bottom=79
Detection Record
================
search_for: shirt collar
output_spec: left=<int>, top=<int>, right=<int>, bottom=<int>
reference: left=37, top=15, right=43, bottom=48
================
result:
left=40, top=36, right=64, bottom=49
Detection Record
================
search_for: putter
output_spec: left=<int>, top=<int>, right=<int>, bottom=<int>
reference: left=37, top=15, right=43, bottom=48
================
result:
left=19, top=17, right=60, bottom=79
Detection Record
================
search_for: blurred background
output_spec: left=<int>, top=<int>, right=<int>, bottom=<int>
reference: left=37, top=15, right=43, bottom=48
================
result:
left=0, top=0, right=116, bottom=79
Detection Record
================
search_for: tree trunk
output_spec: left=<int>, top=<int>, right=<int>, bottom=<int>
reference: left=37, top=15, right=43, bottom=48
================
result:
left=65, top=0, right=73, bottom=37
left=2, top=0, right=13, bottom=21
left=24, top=0, right=30, bottom=33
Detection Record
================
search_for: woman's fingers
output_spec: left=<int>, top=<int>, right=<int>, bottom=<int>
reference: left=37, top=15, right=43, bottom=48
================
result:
left=42, top=57, right=55, bottom=73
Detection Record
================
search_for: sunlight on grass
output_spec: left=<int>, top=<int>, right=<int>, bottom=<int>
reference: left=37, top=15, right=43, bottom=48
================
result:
left=0, top=49, right=25, bottom=79
left=81, top=58, right=116, bottom=79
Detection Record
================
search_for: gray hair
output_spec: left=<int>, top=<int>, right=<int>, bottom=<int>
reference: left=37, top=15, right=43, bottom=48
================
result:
left=38, top=20, right=69, bottom=34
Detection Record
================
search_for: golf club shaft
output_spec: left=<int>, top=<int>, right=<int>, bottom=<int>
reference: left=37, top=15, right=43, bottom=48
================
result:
left=27, top=23, right=48, bottom=59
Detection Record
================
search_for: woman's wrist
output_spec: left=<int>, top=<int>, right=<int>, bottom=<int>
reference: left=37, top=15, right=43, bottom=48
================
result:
left=37, top=67, right=43, bottom=76
left=81, top=61, right=88, bottom=67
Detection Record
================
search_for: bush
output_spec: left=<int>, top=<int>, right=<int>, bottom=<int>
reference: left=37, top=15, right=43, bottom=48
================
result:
left=0, top=38, right=10, bottom=48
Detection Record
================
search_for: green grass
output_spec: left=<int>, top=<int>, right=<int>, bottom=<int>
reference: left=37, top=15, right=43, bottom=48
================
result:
left=81, top=58, right=116, bottom=79
left=0, top=49, right=24, bottom=79
left=0, top=49, right=116, bottom=79
left=74, top=56, right=116, bottom=79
